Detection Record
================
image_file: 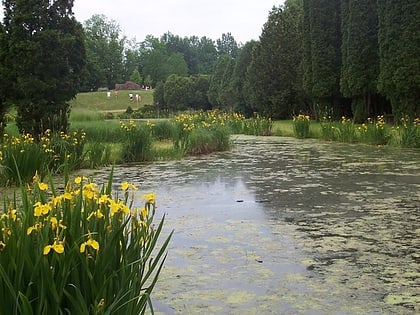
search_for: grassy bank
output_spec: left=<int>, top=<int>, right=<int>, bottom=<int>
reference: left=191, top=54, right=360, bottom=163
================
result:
left=70, top=89, right=154, bottom=112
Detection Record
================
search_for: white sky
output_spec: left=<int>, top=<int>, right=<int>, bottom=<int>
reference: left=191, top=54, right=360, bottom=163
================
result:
left=72, top=0, right=284, bottom=44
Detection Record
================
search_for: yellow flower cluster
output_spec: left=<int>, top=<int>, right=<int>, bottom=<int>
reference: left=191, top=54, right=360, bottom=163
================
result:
left=401, top=116, right=420, bottom=128
left=174, top=110, right=244, bottom=132
left=293, top=114, right=310, bottom=122
left=0, top=175, right=155, bottom=257
left=120, top=120, right=137, bottom=132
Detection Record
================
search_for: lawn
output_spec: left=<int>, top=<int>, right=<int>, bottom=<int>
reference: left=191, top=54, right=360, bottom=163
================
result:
left=70, top=89, right=154, bottom=112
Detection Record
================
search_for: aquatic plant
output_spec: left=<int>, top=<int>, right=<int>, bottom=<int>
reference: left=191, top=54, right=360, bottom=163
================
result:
left=172, top=110, right=234, bottom=154
left=292, top=114, right=310, bottom=138
left=0, top=170, right=172, bottom=314
left=120, top=120, right=153, bottom=162
left=399, top=116, right=420, bottom=148
left=336, top=116, right=357, bottom=142
left=0, top=129, right=86, bottom=186
left=243, top=113, right=273, bottom=136
left=357, top=115, right=390, bottom=145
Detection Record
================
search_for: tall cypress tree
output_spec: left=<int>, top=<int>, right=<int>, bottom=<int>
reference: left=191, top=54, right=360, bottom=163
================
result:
left=340, top=0, right=383, bottom=122
left=302, top=0, right=346, bottom=117
left=247, top=1, right=303, bottom=119
left=377, top=0, right=420, bottom=119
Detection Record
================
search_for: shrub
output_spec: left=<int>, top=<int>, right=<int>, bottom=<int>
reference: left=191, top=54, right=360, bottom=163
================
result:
left=0, top=170, right=172, bottom=314
left=292, top=114, right=310, bottom=138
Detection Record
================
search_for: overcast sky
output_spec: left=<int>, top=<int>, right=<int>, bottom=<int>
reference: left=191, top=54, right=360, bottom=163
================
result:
left=72, top=0, right=284, bottom=43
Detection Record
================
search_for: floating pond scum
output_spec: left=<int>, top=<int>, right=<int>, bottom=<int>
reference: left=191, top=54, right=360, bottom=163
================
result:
left=92, top=135, right=419, bottom=314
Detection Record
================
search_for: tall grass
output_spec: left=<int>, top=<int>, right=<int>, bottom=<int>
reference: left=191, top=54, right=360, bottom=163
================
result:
left=0, top=169, right=172, bottom=314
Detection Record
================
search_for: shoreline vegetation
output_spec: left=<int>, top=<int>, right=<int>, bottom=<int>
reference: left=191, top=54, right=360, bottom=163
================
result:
left=1, top=91, right=419, bottom=187
left=0, top=91, right=418, bottom=313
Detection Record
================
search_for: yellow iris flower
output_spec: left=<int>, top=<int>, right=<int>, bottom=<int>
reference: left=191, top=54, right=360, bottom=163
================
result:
left=43, top=240, right=65, bottom=255
left=80, top=238, right=100, bottom=253
left=38, top=182, right=48, bottom=191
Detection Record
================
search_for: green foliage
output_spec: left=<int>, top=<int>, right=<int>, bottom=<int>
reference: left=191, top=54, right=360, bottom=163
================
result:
left=151, top=120, right=177, bottom=141
left=248, top=2, right=303, bottom=119
left=2, top=0, right=86, bottom=137
left=164, top=74, right=192, bottom=111
left=82, top=14, right=125, bottom=90
left=71, top=119, right=122, bottom=143
left=357, top=116, right=391, bottom=145
left=188, top=126, right=230, bottom=155
left=171, top=110, right=239, bottom=153
left=0, top=170, right=172, bottom=314
left=208, top=55, right=233, bottom=108
left=302, top=0, right=341, bottom=101
left=0, top=130, right=86, bottom=186
left=129, top=68, right=143, bottom=85
left=120, top=120, right=153, bottom=162
left=243, top=114, right=273, bottom=136
left=399, top=117, right=420, bottom=148
left=231, top=41, right=258, bottom=116
left=216, top=33, right=239, bottom=58
left=377, top=0, right=420, bottom=119
left=293, top=114, right=311, bottom=138
left=84, top=142, right=113, bottom=168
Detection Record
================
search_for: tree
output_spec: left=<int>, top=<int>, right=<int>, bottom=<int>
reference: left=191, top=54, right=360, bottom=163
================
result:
left=163, top=74, right=192, bottom=111
left=124, top=38, right=142, bottom=82
left=229, top=41, right=257, bottom=116
left=208, top=55, right=232, bottom=108
left=377, top=0, right=420, bottom=119
left=0, top=21, right=9, bottom=134
left=340, top=0, right=385, bottom=122
left=247, top=1, right=304, bottom=119
left=2, top=0, right=86, bottom=136
left=216, top=33, right=240, bottom=58
left=165, top=53, right=188, bottom=77
left=218, top=57, right=235, bottom=111
left=189, top=75, right=211, bottom=110
left=82, top=14, right=125, bottom=90
left=302, top=0, right=346, bottom=117
left=141, top=35, right=169, bottom=87
left=196, top=36, right=218, bottom=74
left=129, top=68, right=142, bottom=85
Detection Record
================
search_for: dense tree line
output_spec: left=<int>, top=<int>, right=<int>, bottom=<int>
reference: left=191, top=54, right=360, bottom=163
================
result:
left=0, top=0, right=418, bottom=136
left=153, top=0, right=418, bottom=121
left=217, top=0, right=418, bottom=120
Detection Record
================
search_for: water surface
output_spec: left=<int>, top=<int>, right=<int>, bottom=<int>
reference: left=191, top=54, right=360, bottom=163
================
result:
left=96, top=135, right=419, bottom=314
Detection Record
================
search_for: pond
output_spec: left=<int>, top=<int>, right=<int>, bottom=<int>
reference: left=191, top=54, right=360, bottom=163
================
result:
left=98, top=135, right=419, bottom=314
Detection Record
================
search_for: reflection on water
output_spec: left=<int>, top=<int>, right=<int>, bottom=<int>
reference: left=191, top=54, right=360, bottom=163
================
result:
left=92, top=135, right=420, bottom=314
